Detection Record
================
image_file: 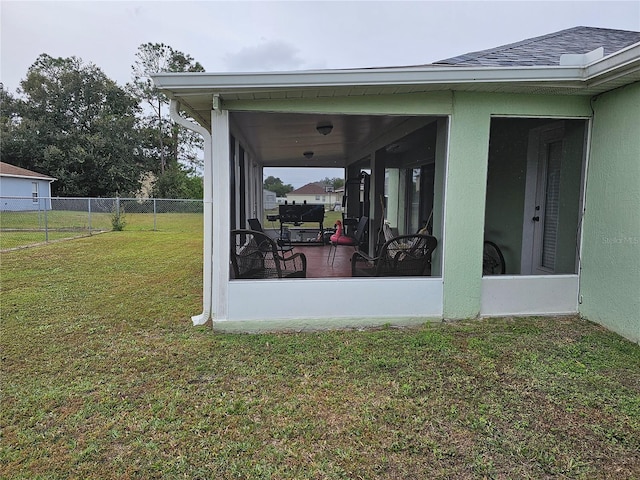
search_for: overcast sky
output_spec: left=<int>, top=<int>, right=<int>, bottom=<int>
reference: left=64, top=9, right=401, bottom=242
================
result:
left=2, top=0, right=639, bottom=187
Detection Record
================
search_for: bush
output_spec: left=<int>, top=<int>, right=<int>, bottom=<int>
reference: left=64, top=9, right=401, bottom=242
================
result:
left=111, top=203, right=126, bottom=231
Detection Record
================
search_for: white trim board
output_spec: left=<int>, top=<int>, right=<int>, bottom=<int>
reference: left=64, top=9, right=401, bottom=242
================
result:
left=227, top=277, right=443, bottom=322
left=480, top=275, right=579, bottom=316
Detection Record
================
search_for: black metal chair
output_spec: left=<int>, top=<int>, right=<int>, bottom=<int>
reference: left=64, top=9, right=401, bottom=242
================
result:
left=230, top=229, right=306, bottom=279
left=247, top=218, right=293, bottom=254
left=351, top=233, right=437, bottom=277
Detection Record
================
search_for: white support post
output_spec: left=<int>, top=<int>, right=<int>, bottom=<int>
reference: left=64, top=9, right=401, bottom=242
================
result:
left=369, top=150, right=382, bottom=253
left=257, top=164, right=264, bottom=215
left=211, top=100, right=231, bottom=323
left=234, top=137, right=241, bottom=229
left=431, top=117, right=449, bottom=276
left=245, top=152, right=253, bottom=220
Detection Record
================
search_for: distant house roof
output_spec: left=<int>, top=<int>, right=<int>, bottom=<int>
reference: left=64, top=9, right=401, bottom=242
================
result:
left=288, top=182, right=330, bottom=195
left=0, top=162, right=56, bottom=182
left=435, top=26, right=640, bottom=67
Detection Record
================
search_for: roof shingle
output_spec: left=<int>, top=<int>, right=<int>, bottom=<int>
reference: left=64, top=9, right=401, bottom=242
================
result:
left=435, top=26, right=640, bottom=67
left=288, top=182, right=329, bottom=195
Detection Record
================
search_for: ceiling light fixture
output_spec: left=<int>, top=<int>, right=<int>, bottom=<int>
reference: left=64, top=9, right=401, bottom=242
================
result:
left=385, top=142, right=404, bottom=153
left=303, top=151, right=314, bottom=159
left=316, top=122, right=333, bottom=136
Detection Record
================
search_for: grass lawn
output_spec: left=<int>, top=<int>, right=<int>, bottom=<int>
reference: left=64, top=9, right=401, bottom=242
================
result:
left=1, top=212, right=203, bottom=250
left=1, top=222, right=639, bottom=479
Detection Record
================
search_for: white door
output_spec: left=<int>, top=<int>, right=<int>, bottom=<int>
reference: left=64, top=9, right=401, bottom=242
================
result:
left=521, top=123, right=564, bottom=275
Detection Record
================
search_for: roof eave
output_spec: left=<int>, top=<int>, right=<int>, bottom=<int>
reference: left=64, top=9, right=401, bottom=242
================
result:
left=151, top=65, right=589, bottom=94
left=1, top=173, right=56, bottom=182
left=584, top=42, right=640, bottom=87
left=151, top=44, right=640, bottom=115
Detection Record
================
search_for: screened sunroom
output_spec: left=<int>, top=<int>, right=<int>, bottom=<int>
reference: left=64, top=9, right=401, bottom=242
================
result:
left=151, top=28, right=639, bottom=339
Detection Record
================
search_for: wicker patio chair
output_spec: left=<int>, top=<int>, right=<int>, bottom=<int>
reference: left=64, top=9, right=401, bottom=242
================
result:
left=247, top=218, right=294, bottom=255
left=230, top=229, right=307, bottom=279
left=351, top=233, right=437, bottom=277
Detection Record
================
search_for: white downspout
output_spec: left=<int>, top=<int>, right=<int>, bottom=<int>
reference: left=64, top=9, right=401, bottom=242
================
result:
left=169, top=100, right=212, bottom=325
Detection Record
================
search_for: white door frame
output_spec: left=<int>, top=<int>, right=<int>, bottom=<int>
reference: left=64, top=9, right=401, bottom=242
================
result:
left=521, top=122, right=565, bottom=275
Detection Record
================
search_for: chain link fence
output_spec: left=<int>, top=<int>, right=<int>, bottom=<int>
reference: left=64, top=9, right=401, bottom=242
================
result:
left=0, top=197, right=203, bottom=250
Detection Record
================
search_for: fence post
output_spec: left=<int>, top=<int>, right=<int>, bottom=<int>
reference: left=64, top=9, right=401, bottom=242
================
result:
left=88, top=198, right=92, bottom=232
left=153, top=198, right=157, bottom=231
left=44, top=202, right=49, bottom=242
left=37, top=199, right=42, bottom=230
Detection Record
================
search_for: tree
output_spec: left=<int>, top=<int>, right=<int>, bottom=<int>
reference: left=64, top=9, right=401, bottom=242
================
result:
left=1, top=54, right=151, bottom=197
left=320, top=176, right=345, bottom=190
left=0, top=85, right=24, bottom=165
left=263, top=176, right=294, bottom=197
left=128, top=43, right=205, bottom=176
left=152, top=164, right=203, bottom=199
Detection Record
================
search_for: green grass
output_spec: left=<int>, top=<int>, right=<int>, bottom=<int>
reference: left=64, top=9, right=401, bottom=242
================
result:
left=1, top=211, right=203, bottom=249
left=0, top=210, right=111, bottom=230
left=0, top=230, right=99, bottom=250
left=1, top=221, right=639, bottom=479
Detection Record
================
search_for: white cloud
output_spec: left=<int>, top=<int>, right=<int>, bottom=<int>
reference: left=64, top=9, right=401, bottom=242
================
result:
left=1, top=0, right=638, bottom=187
left=2, top=0, right=638, bottom=93
left=224, top=39, right=306, bottom=71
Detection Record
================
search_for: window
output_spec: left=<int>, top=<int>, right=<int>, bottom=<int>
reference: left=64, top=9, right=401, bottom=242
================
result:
left=384, top=165, right=433, bottom=235
left=32, top=182, right=38, bottom=203
left=315, top=195, right=321, bottom=201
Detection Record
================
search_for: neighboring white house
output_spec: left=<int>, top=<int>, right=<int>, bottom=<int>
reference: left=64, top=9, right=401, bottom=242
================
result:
left=286, top=182, right=343, bottom=209
left=263, top=189, right=277, bottom=210
left=0, top=162, right=56, bottom=211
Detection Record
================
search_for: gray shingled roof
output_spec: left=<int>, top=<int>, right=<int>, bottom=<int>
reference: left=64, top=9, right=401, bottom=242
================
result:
left=435, top=26, right=640, bottom=67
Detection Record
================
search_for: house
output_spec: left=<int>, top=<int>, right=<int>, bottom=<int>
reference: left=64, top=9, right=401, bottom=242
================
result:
left=152, top=26, right=640, bottom=343
left=0, top=162, right=56, bottom=211
left=263, top=189, right=277, bottom=210
left=285, top=182, right=343, bottom=209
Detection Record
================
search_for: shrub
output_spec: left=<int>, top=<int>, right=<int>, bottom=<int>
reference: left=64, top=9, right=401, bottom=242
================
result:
left=111, top=203, right=126, bottom=231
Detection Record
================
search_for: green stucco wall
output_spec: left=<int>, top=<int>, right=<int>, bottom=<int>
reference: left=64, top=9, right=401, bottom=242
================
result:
left=580, top=82, right=640, bottom=343
left=442, top=94, right=491, bottom=318
left=442, top=93, right=591, bottom=318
